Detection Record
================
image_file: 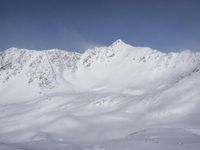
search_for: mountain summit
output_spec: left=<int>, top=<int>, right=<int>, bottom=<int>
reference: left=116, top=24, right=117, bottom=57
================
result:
left=111, top=39, right=127, bottom=46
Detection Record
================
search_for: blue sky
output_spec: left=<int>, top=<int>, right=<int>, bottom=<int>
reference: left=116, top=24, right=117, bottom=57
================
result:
left=0, top=0, right=200, bottom=52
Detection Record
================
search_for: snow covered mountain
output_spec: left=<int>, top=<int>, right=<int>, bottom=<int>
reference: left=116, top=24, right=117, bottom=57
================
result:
left=1, top=39, right=200, bottom=94
left=0, top=40, right=200, bottom=150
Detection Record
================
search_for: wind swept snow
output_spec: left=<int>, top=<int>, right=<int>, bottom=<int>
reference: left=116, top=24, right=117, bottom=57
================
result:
left=0, top=40, right=200, bottom=149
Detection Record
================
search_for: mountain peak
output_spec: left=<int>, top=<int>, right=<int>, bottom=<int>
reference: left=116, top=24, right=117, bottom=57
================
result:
left=111, top=39, right=127, bottom=46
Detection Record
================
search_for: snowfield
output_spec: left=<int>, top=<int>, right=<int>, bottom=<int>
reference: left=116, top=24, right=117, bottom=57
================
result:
left=0, top=39, right=200, bottom=150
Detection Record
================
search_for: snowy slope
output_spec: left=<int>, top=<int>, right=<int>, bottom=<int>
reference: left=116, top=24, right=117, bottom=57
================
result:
left=0, top=40, right=200, bottom=150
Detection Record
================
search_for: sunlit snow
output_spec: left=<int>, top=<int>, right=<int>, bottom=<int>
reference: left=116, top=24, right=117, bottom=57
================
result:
left=0, top=40, right=200, bottom=150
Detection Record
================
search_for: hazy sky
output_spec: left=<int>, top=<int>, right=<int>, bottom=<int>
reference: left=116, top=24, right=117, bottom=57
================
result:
left=0, top=0, right=200, bottom=52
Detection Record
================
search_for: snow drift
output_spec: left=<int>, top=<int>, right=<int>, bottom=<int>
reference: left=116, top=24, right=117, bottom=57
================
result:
left=0, top=39, right=200, bottom=150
